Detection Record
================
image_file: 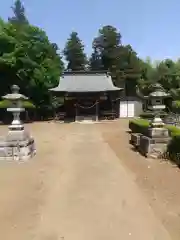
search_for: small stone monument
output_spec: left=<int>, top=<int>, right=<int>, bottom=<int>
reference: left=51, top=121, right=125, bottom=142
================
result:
left=139, top=83, right=170, bottom=158
left=0, top=85, right=36, bottom=161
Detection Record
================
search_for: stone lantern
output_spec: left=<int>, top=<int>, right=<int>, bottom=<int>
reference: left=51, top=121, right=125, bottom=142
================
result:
left=3, top=85, right=28, bottom=130
left=148, top=83, right=169, bottom=127
left=131, top=83, right=171, bottom=158
left=0, top=85, right=36, bottom=161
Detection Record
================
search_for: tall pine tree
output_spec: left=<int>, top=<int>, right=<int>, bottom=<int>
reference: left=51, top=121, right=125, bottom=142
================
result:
left=93, top=25, right=122, bottom=71
left=8, top=0, right=29, bottom=24
left=88, top=39, right=102, bottom=71
left=63, top=32, right=87, bottom=71
left=93, top=25, right=141, bottom=92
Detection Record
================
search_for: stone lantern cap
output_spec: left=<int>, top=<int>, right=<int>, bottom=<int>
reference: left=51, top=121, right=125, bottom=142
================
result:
left=149, top=83, right=169, bottom=98
left=2, top=85, right=28, bottom=101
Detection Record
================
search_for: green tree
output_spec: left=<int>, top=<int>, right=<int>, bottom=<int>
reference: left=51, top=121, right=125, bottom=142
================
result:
left=8, top=0, right=29, bottom=24
left=155, top=59, right=177, bottom=91
left=137, top=58, right=180, bottom=101
left=155, top=59, right=180, bottom=101
left=93, top=25, right=141, bottom=93
left=137, top=57, right=156, bottom=95
left=0, top=19, right=64, bottom=110
left=93, top=25, right=121, bottom=71
left=0, top=19, right=17, bottom=96
left=93, top=25, right=124, bottom=87
left=63, top=32, right=87, bottom=71
left=88, top=39, right=102, bottom=71
left=117, top=45, right=142, bottom=95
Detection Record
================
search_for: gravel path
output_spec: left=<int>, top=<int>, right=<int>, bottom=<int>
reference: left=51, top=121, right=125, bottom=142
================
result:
left=0, top=122, right=172, bottom=239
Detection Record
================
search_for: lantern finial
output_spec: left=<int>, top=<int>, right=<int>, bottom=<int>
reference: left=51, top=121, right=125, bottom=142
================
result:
left=11, top=85, right=20, bottom=94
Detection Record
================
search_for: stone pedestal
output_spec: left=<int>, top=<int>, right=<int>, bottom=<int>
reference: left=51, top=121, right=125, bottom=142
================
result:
left=139, top=127, right=170, bottom=158
left=147, top=127, right=169, bottom=138
left=130, top=133, right=142, bottom=148
left=0, top=128, right=36, bottom=161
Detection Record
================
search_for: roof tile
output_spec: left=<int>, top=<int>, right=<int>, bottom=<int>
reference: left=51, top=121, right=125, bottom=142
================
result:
left=50, top=73, right=122, bottom=93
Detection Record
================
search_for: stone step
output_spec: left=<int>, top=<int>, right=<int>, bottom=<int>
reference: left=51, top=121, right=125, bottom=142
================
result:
left=150, top=154, right=159, bottom=159
left=149, top=147, right=167, bottom=159
left=76, top=115, right=97, bottom=122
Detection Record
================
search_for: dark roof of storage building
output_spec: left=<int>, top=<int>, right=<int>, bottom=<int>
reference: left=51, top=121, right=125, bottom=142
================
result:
left=49, top=71, right=122, bottom=93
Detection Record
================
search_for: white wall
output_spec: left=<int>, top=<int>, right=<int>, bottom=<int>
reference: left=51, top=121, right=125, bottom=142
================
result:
left=119, top=101, right=135, bottom=118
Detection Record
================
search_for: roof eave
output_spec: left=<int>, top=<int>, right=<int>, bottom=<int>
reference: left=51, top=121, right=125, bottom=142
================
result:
left=49, top=88, right=123, bottom=93
left=49, top=87, right=63, bottom=92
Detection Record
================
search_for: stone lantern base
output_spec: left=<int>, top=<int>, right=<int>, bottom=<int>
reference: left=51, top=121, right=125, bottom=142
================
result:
left=0, top=126, right=36, bottom=161
left=138, top=127, right=170, bottom=158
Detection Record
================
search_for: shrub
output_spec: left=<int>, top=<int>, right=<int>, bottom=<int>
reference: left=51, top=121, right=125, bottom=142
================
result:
left=166, top=125, right=180, bottom=166
left=167, top=136, right=180, bottom=166
left=172, top=100, right=180, bottom=113
left=23, top=101, right=36, bottom=109
left=129, top=118, right=149, bottom=135
left=0, top=100, right=35, bottom=109
left=166, top=125, right=180, bottom=137
left=129, top=118, right=180, bottom=136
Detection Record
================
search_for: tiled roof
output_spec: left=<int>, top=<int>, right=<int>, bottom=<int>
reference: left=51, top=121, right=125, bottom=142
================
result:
left=49, top=72, right=122, bottom=93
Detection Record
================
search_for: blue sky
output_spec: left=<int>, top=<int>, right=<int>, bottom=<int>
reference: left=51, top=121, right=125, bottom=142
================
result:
left=1, top=0, right=180, bottom=61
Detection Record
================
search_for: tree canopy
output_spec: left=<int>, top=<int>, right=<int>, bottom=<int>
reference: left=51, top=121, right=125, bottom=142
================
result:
left=63, top=31, right=87, bottom=71
left=0, top=0, right=180, bottom=117
left=8, top=0, right=29, bottom=24
left=0, top=1, right=64, bottom=113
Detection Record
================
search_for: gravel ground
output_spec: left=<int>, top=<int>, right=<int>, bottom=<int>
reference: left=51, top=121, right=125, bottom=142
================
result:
left=102, top=119, right=180, bottom=240
left=0, top=120, right=178, bottom=239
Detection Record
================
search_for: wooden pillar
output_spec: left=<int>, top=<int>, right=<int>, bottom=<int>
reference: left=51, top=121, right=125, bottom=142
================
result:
left=63, top=96, right=65, bottom=120
left=111, top=99, right=113, bottom=112
left=75, top=102, right=78, bottom=122
left=96, top=101, right=99, bottom=121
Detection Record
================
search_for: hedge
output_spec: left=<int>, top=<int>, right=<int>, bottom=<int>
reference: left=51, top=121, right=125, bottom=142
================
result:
left=129, top=118, right=180, bottom=166
left=0, top=100, right=35, bottom=109
left=129, top=118, right=149, bottom=135
left=172, top=100, right=180, bottom=113
left=139, top=111, right=167, bottom=120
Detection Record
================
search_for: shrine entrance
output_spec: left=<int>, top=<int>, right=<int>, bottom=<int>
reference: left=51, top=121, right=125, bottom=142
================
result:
left=75, top=98, right=99, bottom=122
left=50, top=71, right=123, bottom=122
